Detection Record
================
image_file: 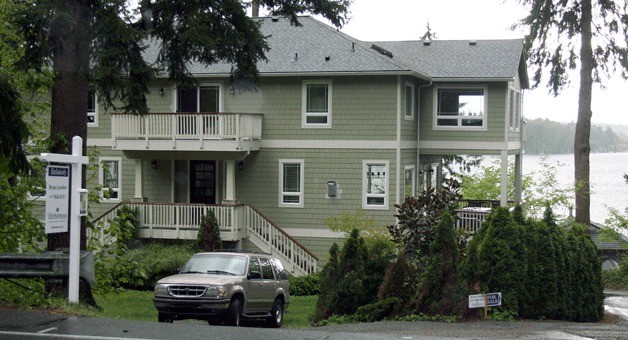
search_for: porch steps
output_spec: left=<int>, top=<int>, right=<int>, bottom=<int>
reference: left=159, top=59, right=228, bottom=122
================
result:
left=90, top=202, right=318, bottom=276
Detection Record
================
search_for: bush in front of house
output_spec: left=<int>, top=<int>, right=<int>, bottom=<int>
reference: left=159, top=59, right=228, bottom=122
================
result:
left=462, top=206, right=605, bottom=322
left=289, top=272, right=321, bottom=296
left=197, top=211, right=222, bottom=251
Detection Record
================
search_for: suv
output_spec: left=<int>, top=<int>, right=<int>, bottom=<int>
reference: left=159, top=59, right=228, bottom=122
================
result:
left=153, top=252, right=290, bottom=327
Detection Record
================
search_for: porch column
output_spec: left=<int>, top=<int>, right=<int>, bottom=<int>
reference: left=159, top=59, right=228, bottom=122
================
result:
left=514, top=153, right=522, bottom=206
left=223, top=160, right=236, bottom=204
left=133, top=159, right=146, bottom=202
left=500, top=150, right=508, bottom=207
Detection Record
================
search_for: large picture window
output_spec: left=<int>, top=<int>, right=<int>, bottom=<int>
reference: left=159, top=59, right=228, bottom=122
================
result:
left=100, top=158, right=121, bottom=201
left=302, top=81, right=332, bottom=127
left=363, top=161, right=388, bottom=209
left=435, top=88, right=486, bottom=129
left=279, top=160, right=304, bottom=207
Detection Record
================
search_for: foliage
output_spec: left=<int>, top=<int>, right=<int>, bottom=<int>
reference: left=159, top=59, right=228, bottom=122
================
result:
left=197, top=211, right=222, bottom=251
left=351, top=297, right=402, bottom=323
left=289, top=272, right=321, bottom=296
left=602, top=262, right=628, bottom=289
left=377, top=254, right=414, bottom=301
left=415, top=213, right=466, bottom=316
left=0, top=176, right=45, bottom=253
left=461, top=157, right=573, bottom=220
left=515, top=0, right=628, bottom=225
left=387, top=179, right=461, bottom=258
left=313, top=228, right=391, bottom=323
left=525, top=118, right=628, bottom=154
left=463, top=207, right=605, bottom=322
left=90, top=206, right=143, bottom=290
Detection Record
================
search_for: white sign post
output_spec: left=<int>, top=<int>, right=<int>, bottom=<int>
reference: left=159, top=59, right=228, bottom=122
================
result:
left=40, top=136, right=89, bottom=304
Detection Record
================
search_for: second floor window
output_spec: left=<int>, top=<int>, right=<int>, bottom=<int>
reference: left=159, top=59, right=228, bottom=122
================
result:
left=405, top=83, right=415, bottom=119
left=87, top=86, right=97, bottom=126
left=435, top=88, right=486, bottom=129
left=303, top=81, right=332, bottom=127
left=363, top=161, right=388, bottom=209
left=509, top=89, right=521, bottom=130
left=177, top=86, right=220, bottom=112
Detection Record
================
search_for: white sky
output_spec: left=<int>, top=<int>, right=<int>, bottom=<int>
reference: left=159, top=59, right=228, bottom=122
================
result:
left=336, top=0, right=628, bottom=126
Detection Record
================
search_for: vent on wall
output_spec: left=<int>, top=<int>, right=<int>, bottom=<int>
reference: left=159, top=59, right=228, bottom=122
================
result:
left=371, top=44, right=393, bottom=58
left=423, top=40, right=431, bottom=46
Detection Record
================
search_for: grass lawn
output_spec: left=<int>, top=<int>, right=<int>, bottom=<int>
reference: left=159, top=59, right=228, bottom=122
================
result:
left=93, top=289, right=317, bottom=328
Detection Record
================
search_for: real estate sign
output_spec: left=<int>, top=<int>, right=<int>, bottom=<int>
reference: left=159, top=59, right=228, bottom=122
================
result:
left=45, top=165, right=70, bottom=234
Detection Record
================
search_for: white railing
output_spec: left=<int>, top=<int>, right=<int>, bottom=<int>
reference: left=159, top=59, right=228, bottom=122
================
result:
left=112, top=112, right=263, bottom=142
left=455, top=208, right=490, bottom=235
left=90, top=202, right=317, bottom=276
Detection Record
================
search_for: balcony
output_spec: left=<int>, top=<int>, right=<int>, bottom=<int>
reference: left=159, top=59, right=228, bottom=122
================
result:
left=111, top=112, right=263, bottom=152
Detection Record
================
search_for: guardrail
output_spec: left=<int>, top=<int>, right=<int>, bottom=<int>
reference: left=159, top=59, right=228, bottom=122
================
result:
left=0, top=251, right=95, bottom=284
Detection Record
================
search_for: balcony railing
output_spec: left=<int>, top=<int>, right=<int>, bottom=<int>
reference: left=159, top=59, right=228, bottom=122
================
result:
left=111, top=112, right=263, bottom=151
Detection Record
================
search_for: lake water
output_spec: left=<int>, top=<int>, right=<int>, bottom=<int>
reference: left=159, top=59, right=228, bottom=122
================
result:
left=522, top=152, right=628, bottom=223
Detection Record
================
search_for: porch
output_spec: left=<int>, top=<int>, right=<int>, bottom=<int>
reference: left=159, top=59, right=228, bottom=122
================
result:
left=91, top=202, right=318, bottom=277
left=111, top=112, right=263, bottom=152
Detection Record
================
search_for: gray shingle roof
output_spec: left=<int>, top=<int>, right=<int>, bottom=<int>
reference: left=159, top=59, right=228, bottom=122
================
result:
left=145, top=16, right=527, bottom=84
left=372, top=39, right=527, bottom=84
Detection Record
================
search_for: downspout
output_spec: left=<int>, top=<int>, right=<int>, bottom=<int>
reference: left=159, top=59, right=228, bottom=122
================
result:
left=396, top=76, right=401, bottom=206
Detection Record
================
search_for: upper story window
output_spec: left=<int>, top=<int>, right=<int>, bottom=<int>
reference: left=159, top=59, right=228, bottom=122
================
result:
left=87, top=86, right=97, bottom=126
left=302, top=80, right=332, bottom=128
left=363, top=160, right=388, bottom=210
left=405, top=83, right=415, bottom=119
left=434, top=87, right=487, bottom=129
left=509, top=89, right=521, bottom=130
left=177, top=85, right=220, bottom=112
left=279, top=159, right=304, bottom=207
left=100, top=157, right=121, bottom=201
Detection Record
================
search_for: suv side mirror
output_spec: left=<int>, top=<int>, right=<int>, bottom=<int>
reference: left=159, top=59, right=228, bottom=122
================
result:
left=248, top=270, right=262, bottom=280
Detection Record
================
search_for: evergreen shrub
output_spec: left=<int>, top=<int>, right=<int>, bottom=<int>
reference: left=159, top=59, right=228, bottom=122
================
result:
left=289, top=272, right=320, bottom=296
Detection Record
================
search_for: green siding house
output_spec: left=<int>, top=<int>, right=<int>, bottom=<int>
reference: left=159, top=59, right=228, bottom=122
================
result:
left=85, top=16, right=529, bottom=275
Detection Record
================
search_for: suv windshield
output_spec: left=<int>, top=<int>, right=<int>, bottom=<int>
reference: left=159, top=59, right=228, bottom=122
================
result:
left=180, top=254, right=247, bottom=276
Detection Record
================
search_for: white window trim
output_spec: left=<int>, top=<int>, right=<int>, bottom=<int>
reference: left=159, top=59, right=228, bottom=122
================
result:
left=432, top=85, right=488, bottom=131
left=99, top=157, right=122, bottom=202
left=404, top=82, right=415, bottom=120
left=404, top=165, right=416, bottom=198
left=278, top=159, right=304, bottom=208
left=302, top=80, right=332, bottom=128
left=362, top=160, right=389, bottom=210
left=87, top=87, right=98, bottom=127
left=174, top=83, right=223, bottom=113
left=508, top=86, right=521, bottom=132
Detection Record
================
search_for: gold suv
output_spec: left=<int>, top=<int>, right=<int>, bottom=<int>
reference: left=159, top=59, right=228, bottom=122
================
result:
left=153, top=252, right=290, bottom=327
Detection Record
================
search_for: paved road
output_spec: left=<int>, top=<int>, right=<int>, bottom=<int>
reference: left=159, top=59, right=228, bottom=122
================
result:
left=1, top=290, right=626, bottom=339
left=0, top=307, right=626, bottom=340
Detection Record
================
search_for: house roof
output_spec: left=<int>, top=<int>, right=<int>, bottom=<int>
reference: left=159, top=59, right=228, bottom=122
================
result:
left=372, top=39, right=529, bottom=88
left=145, top=16, right=528, bottom=86
left=146, top=16, right=426, bottom=79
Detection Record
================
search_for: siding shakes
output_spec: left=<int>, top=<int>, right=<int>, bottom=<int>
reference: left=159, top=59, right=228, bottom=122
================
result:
left=237, top=149, right=397, bottom=231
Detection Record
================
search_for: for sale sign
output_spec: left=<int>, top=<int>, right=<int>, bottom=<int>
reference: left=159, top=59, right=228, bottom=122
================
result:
left=45, top=165, right=70, bottom=234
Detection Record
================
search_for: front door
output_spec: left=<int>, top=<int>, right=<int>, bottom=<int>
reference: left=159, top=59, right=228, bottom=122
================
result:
left=190, top=160, right=216, bottom=204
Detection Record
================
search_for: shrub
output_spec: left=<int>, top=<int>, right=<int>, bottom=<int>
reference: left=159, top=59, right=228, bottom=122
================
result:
left=603, top=262, right=628, bottom=289
left=352, top=297, right=402, bottom=322
left=289, top=272, right=320, bottom=296
left=197, top=211, right=221, bottom=251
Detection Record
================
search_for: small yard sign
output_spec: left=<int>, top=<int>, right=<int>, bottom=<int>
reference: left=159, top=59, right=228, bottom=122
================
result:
left=468, top=293, right=485, bottom=308
left=486, top=292, right=502, bottom=307
left=45, top=165, right=70, bottom=234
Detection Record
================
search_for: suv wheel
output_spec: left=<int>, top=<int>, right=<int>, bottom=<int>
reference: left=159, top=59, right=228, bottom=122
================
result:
left=227, top=298, right=242, bottom=326
left=266, top=298, right=284, bottom=328
left=158, top=312, right=173, bottom=323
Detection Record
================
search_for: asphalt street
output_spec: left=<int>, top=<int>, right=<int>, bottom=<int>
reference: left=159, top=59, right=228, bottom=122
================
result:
left=0, top=291, right=626, bottom=339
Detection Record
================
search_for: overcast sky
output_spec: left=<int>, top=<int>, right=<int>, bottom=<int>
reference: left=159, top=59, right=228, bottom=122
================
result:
left=337, top=0, right=628, bottom=126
